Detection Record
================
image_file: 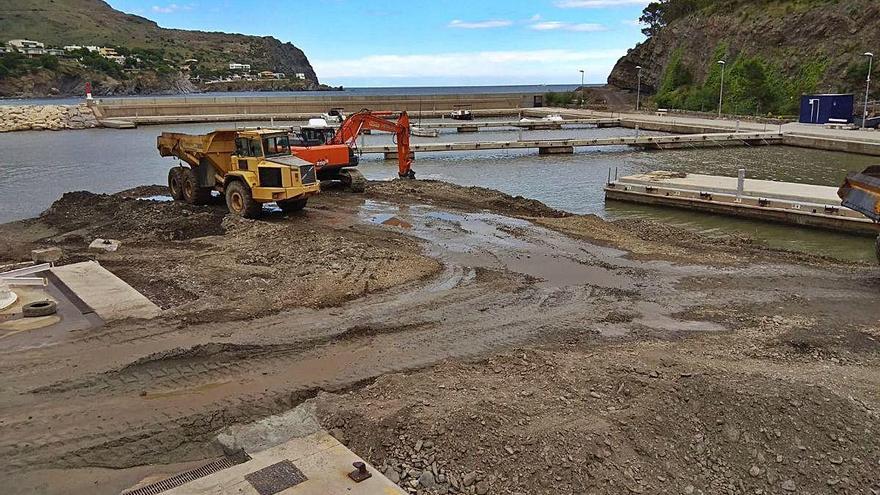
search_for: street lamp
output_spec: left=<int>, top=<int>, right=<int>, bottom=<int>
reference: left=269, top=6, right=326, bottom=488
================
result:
left=863, top=52, right=874, bottom=129
left=635, top=65, right=643, bottom=111
left=579, top=69, right=585, bottom=106
left=717, top=60, right=726, bottom=118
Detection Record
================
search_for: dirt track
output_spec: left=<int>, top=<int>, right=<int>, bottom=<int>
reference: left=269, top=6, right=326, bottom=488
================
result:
left=1, top=180, right=879, bottom=494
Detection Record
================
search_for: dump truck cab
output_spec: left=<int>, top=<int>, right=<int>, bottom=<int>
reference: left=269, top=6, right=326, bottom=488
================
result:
left=157, top=128, right=320, bottom=218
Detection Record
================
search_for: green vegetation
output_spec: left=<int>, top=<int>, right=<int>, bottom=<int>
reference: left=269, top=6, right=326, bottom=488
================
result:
left=544, top=91, right=589, bottom=107
left=0, top=53, right=62, bottom=78
left=653, top=44, right=826, bottom=115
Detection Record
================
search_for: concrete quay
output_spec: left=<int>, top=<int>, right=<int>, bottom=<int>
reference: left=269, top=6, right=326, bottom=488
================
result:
left=605, top=171, right=879, bottom=235
left=363, top=131, right=782, bottom=159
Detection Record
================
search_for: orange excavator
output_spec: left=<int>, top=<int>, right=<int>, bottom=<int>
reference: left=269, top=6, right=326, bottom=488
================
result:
left=290, top=110, right=415, bottom=189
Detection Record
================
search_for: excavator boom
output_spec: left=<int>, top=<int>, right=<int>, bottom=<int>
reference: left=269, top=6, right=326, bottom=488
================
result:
left=331, top=110, right=415, bottom=178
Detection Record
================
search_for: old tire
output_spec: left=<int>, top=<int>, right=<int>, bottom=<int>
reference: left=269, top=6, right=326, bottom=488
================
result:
left=181, top=168, right=212, bottom=205
left=338, top=169, right=366, bottom=193
left=276, top=198, right=308, bottom=213
left=225, top=181, right=262, bottom=218
left=168, top=168, right=184, bottom=201
left=22, top=300, right=57, bottom=318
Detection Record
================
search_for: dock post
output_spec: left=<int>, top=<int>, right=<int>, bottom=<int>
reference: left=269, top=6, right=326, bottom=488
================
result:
left=737, top=169, right=745, bottom=201
left=736, top=120, right=741, bottom=133
left=635, top=125, right=640, bottom=139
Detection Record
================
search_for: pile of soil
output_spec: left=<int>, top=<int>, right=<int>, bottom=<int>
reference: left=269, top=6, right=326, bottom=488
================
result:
left=369, top=180, right=568, bottom=220
left=1, top=188, right=439, bottom=319
left=318, top=345, right=880, bottom=495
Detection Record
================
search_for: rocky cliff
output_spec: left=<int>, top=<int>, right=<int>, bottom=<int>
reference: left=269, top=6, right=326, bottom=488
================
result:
left=609, top=0, right=880, bottom=109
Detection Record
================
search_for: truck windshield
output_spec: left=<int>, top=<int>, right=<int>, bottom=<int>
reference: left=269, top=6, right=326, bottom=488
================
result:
left=262, top=135, right=291, bottom=157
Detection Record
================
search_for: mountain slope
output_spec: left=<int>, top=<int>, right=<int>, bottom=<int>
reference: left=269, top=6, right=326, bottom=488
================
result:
left=0, top=0, right=320, bottom=96
left=608, top=0, right=880, bottom=114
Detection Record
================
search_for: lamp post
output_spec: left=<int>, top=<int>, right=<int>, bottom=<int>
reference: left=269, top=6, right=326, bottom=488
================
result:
left=863, top=52, right=874, bottom=129
left=579, top=69, right=585, bottom=107
left=636, top=65, right=643, bottom=111
left=717, top=60, right=726, bottom=118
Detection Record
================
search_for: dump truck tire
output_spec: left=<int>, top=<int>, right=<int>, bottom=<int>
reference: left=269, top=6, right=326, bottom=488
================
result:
left=168, top=168, right=184, bottom=201
left=277, top=198, right=308, bottom=213
left=22, top=300, right=57, bottom=318
left=181, top=168, right=212, bottom=205
left=225, top=181, right=262, bottom=218
left=338, top=169, right=366, bottom=193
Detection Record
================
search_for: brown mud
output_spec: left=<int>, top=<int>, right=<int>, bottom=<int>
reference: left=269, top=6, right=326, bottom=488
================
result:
left=0, top=180, right=878, bottom=494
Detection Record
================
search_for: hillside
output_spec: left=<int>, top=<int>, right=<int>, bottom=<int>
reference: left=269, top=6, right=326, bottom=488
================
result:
left=608, top=0, right=880, bottom=115
left=0, top=0, right=321, bottom=97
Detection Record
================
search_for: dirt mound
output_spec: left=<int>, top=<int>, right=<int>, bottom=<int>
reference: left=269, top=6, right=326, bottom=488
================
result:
left=369, top=180, right=568, bottom=219
left=40, top=191, right=226, bottom=241
left=318, top=348, right=880, bottom=495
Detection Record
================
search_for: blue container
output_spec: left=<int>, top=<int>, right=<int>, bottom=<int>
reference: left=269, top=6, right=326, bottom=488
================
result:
left=799, top=94, right=854, bottom=124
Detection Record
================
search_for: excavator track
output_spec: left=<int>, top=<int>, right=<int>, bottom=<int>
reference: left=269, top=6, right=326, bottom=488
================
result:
left=339, top=169, right=367, bottom=193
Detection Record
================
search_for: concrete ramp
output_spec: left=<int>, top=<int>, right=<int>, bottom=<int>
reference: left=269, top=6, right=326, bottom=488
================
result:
left=51, top=261, right=160, bottom=321
left=162, top=431, right=404, bottom=495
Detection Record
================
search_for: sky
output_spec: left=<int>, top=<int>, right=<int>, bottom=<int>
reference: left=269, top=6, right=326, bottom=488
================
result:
left=107, top=0, right=650, bottom=87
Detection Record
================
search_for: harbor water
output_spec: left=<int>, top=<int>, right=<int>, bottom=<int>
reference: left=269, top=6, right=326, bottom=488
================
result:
left=0, top=120, right=876, bottom=261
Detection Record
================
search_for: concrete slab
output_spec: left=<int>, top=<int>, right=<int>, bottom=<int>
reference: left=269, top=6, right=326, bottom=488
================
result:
left=164, top=431, right=405, bottom=495
left=619, top=171, right=841, bottom=205
left=50, top=261, right=160, bottom=321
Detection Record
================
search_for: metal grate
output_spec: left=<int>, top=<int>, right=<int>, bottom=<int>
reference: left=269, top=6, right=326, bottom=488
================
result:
left=120, top=450, right=251, bottom=495
left=245, top=460, right=308, bottom=495
left=299, top=165, right=316, bottom=185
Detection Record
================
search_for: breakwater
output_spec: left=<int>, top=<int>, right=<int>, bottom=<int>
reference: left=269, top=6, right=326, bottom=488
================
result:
left=0, top=104, right=99, bottom=132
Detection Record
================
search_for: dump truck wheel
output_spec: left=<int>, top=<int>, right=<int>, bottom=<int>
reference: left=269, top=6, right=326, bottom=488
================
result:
left=168, top=168, right=184, bottom=201
left=277, top=198, right=308, bottom=213
left=225, top=181, right=262, bottom=218
left=22, top=300, right=57, bottom=318
left=181, top=168, right=212, bottom=205
left=338, top=169, right=366, bottom=193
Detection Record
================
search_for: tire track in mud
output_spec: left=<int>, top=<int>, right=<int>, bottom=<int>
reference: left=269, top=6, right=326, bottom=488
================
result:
left=3, top=278, right=609, bottom=473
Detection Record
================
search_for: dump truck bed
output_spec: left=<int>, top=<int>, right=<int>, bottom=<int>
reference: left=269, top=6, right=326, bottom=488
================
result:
left=838, top=166, right=880, bottom=222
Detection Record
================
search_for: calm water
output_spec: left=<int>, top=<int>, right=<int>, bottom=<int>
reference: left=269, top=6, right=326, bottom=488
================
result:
left=0, top=120, right=876, bottom=261
left=0, top=84, right=586, bottom=106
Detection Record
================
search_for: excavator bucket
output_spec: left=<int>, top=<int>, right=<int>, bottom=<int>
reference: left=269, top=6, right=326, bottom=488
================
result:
left=838, top=166, right=880, bottom=222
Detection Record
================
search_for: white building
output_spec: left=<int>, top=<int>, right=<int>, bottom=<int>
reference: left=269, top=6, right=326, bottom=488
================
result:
left=8, top=39, right=44, bottom=50
left=294, top=72, right=306, bottom=80
left=229, top=63, right=251, bottom=71
left=46, top=48, right=65, bottom=56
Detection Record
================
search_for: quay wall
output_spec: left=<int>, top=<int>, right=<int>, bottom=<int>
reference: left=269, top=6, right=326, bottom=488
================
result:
left=93, top=93, right=541, bottom=120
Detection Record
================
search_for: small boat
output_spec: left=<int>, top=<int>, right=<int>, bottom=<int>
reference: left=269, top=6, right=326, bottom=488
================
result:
left=449, top=109, right=473, bottom=121
left=411, top=126, right=439, bottom=138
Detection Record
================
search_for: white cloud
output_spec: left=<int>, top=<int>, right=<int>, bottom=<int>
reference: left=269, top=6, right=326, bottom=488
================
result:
left=151, top=3, right=193, bottom=14
left=529, top=21, right=606, bottom=32
left=448, top=19, right=513, bottom=29
left=622, top=19, right=643, bottom=27
left=555, top=0, right=650, bottom=8
left=313, top=48, right=625, bottom=82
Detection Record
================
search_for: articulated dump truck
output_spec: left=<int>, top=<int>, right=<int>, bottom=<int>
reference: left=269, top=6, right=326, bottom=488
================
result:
left=838, top=165, right=880, bottom=262
left=157, top=129, right=320, bottom=218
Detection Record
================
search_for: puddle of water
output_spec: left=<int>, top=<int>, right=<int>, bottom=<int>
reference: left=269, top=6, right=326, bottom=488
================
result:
left=137, top=195, right=174, bottom=202
left=359, top=200, right=639, bottom=291
left=143, top=380, right=231, bottom=400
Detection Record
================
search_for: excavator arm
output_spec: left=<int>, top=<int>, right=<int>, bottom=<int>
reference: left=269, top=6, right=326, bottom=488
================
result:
left=331, top=110, right=415, bottom=179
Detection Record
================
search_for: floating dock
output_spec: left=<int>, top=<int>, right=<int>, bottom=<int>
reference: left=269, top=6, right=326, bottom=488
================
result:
left=364, top=132, right=783, bottom=158
left=605, top=171, right=879, bottom=235
left=412, top=117, right=619, bottom=132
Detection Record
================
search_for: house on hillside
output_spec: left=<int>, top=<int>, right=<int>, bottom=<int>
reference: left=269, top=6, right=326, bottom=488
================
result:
left=294, top=73, right=305, bottom=80
left=229, top=63, right=251, bottom=71
left=8, top=39, right=46, bottom=56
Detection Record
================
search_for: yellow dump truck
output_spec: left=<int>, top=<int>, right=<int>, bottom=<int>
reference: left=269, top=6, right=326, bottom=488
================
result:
left=157, top=129, right=320, bottom=218
left=838, top=165, right=880, bottom=262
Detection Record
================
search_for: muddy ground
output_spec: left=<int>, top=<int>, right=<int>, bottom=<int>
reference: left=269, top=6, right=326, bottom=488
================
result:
left=1, top=180, right=879, bottom=494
